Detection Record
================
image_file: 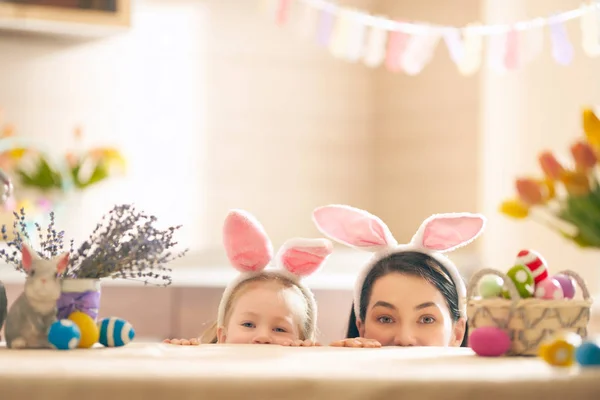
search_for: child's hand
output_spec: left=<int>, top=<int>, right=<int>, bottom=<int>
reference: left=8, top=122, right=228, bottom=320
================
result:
left=163, top=338, right=200, bottom=346
left=329, top=337, right=381, bottom=348
left=280, top=339, right=322, bottom=347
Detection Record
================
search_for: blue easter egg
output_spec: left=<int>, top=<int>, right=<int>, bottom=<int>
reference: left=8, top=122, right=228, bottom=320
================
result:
left=98, top=317, right=135, bottom=347
left=575, top=340, right=600, bottom=367
left=48, top=319, right=81, bottom=350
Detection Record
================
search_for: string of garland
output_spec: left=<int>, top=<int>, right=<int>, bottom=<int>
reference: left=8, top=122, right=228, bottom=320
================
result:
left=262, top=0, right=600, bottom=75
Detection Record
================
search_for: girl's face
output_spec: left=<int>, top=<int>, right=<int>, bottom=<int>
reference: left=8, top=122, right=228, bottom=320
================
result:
left=357, top=273, right=465, bottom=347
left=217, top=280, right=306, bottom=344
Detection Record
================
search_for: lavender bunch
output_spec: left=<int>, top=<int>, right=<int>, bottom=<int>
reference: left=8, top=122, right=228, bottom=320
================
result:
left=66, top=204, right=187, bottom=286
left=0, top=208, right=66, bottom=272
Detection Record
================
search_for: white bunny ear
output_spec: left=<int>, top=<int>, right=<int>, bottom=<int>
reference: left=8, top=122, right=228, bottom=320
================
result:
left=276, top=238, right=334, bottom=278
left=222, top=209, right=274, bottom=273
left=411, top=213, right=486, bottom=253
left=312, top=204, right=397, bottom=252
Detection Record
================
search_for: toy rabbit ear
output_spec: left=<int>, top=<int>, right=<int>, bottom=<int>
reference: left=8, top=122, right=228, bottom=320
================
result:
left=312, top=205, right=397, bottom=252
left=411, top=213, right=486, bottom=253
left=21, top=243, right=39, bottom=273
left=223, top=209, right=273, bottom=273
left=277, top=238, right=334, bottom=278
left=55, top=252, right=69, bottom=274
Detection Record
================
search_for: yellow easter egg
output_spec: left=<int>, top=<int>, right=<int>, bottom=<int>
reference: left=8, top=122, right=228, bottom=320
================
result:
left=68, top=311, right=100, bottom=349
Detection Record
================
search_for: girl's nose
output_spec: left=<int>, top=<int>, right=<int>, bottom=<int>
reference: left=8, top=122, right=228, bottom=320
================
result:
left=252, top=335, right=273, bottom=345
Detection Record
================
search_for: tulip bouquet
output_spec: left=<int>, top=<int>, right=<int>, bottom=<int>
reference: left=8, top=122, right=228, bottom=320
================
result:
left=500, top=107, right=600, bottom=248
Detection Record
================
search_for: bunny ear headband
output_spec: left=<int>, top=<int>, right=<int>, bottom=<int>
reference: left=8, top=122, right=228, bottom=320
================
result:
left=217, top=209, right=333, bottom=333
left=312, top=205, right=486, bottom=320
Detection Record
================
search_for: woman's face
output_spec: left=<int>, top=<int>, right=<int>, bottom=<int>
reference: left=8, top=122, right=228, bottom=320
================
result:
left=357, top=272, right=465, bottom=347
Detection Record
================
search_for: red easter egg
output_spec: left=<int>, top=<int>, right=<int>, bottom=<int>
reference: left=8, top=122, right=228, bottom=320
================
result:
left=515, top=249, right=548, bottom=284
left=470, top=327, right=511, bottom=357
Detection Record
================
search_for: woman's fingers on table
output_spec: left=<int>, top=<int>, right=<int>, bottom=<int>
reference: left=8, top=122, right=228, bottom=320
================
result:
left=163, top=338, right=200, bottom=346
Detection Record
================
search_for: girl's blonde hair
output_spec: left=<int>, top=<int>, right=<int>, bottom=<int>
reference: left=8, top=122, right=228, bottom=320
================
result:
left=199, top=272, right=316, bottom=343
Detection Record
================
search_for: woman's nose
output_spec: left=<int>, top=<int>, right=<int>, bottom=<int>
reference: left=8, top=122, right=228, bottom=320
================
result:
left=393, top=329, right=418, bottom=347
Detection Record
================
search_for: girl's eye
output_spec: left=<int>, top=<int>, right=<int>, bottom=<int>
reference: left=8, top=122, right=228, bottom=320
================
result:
left=377, top=316, right=394, bottom=324
left=241, top=322, right=255, bottom=328
left=273, top=327, right=287, bottom=333
left=419, top=316, right=436, bottom=324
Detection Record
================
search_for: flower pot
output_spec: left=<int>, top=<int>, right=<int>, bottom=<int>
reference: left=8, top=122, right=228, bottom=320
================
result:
left=56, top=279, right=101, bottom=322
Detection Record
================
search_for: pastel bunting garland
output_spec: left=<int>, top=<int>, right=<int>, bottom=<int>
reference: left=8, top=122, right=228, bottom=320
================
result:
left=263, top=0, right=600, bottom=75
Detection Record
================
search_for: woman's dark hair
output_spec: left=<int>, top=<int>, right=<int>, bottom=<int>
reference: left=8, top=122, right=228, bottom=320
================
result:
left=345, top=251, right=469, bottom=347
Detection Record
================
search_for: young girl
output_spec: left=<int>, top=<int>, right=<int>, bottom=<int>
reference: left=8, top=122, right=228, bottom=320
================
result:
left=164, top=209, right=333, bottom=346
left=312, top=204, right=486, bottom=348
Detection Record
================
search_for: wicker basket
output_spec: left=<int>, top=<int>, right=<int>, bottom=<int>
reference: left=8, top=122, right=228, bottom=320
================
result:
left=466, top=268, right=593, bottom=356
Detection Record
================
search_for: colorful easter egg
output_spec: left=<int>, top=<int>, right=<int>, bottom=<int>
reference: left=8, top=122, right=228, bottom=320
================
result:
left=534, top=278, right=564, bottom=300
left=575, top=339, right=600, bottom=367
left=98, top=317, right=135, bottom=347
left=502, top=265, right=534, bottom=299
left=469, top=326, right=511, bottom=357
left=553, top=274, right=576, bottom=299
left=478, top=275, right=504, bottom=298
left=515, top=249, right=548, bottom=284
left=539, top=332, right=582, bottom=367
left=68, top=311, right=100, bottom=349
left=48, top=319, right=81, bottom=350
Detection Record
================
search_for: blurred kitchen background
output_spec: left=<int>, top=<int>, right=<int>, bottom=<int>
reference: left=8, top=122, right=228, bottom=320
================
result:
left=0, top=0, right=599, bottom=343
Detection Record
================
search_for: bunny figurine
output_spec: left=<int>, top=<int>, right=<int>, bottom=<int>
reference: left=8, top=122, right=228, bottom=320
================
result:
left=4, top=243, right=69, bottom=349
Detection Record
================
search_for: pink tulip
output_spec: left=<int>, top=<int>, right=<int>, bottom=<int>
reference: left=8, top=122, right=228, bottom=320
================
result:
left=570, top=141, right=597, bottom=171
left=538, top=152, right=565, bottom=180
left=516, top=178, right=545, bottom=205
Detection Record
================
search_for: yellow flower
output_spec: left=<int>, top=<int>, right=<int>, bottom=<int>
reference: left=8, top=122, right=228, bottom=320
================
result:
left=499, top=199, right=529, bottom=219
left=560, top=170, right=590, bottom=196
left=583, top=108, right=600, bottom=147
left=537, top=178, right=556, bottom=201
left=89, top=147, right=126, bottom=172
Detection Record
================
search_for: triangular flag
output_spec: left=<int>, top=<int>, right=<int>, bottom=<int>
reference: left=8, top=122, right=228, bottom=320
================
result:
left=363, top=18, right=388, bottom=68
left=329, top=9, right=353, bottom=58
left=294, top=1, right=318, bottom=39
left=443, top=29, right=464, bottom=64
left=581, top=3, right=600, bottom=57
left=504, top=28, right=519, bottom=69
left=457, top=23, right=483, bottom=75
left=275, top=0, right=292, bottom=26
left=486, top=32, right=508, bottom=73
left=317, top=9, right=335, bottom=47
left=549, top=16, right=574, bottom=65
left=344, top=10, right=367, bottom=62
left=401, top=32, right=440, bottom=75
left=385, top=23, right=410, bottom=72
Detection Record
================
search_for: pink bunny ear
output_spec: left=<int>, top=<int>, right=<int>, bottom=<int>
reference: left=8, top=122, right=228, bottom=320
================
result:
left=21, top=243, right=35, bottom=273
left=411, top=213, right=486, bottom=252
left=312, top=205, right=397, bottom=251
left=55, top=252, right=69, bottom=274
left=223, top=209, right=274, bottom=273
left=277, top=238, right=333, bottom=277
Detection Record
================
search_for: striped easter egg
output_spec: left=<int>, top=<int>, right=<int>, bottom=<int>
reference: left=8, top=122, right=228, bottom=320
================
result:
left=515, top=249, right=548, bottom=284
left=98, top=317, right=135, bottom=347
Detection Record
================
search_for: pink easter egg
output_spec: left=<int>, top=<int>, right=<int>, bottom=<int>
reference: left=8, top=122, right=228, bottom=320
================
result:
left=469, top=327, right=511, bottom=357
left=534, top=278, right=564, bottom=300
left=515, top=249, right=548, bottom=284
left=553, top=274, right=576, bottom=299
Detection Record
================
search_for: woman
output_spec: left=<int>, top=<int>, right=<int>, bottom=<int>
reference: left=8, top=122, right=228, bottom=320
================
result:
left=312, top=204, right=486, bottom=348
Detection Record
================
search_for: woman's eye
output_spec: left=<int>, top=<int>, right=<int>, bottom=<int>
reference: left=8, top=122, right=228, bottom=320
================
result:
left=273, top=327, right=287, bottom=333
left=241, top=322, right=255, bottom=328
left=419, top=316, right=436, bottom=324
left=377, top=316, right=394, bottom=324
